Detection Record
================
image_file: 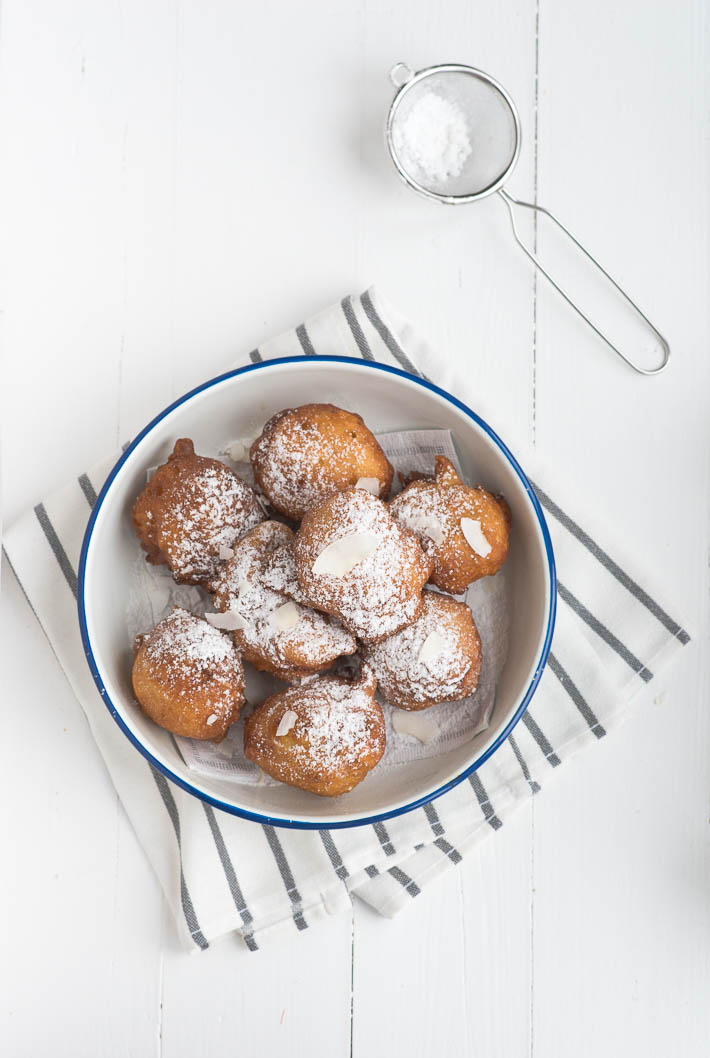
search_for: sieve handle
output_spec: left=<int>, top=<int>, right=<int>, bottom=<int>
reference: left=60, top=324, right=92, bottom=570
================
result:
left=497, top=189, right=670, bottom=375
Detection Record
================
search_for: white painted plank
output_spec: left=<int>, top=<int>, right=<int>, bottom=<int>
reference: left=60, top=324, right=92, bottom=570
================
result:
left=352, top=801, right=534, bottom=1058
left=531, top=0, right=710, bottom=1054
left=160, top=906, right=354, bottom=1058
left=0, top=567, right=163, bottom=1057
left=352, top=870, right=471, bottom=1058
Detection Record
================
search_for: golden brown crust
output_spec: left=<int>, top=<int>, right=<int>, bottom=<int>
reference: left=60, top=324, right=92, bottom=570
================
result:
left=209, top=520, right=357, bottom=682
left=293, top=487, right=433, bottom=644
left=132, top=438, right=264, bottom=586
left=243, top=666, right=385, bottom=796
left=131, top=608, right=244, bottom=741
left=362, top=590, right=482, bottom=710
left=389, top=456, right=510, bottom=595
left=249, top=403, right=394, bottom=520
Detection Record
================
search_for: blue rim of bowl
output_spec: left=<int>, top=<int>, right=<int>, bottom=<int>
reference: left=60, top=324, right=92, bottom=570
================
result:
left=77, top=355, right=556, bottom=829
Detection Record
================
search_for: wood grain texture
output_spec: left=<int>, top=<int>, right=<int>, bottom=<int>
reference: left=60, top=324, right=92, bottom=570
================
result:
left=1, top=0, right=708, bottom=1054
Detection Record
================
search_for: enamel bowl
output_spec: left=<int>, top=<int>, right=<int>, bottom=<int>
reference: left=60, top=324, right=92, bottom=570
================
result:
left=78, top=356, right=556, bottom=829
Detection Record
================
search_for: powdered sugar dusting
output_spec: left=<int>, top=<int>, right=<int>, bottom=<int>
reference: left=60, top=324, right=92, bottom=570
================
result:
left=389, top=480, right=455, bottom=552
left=250, top=405, right=392, bottom=518
left=142, top=451, right=265, bottom=584
left=140, top=607, right=242, bottom=720
left=295, top=488, right=432, bottom=643
left=261, top=541, right=310, bottom=605
left=210, top=521, right=357, bottom=678
left=364, top=591, right=479, bottom=708
left=245, top=671, right=385, bottom=791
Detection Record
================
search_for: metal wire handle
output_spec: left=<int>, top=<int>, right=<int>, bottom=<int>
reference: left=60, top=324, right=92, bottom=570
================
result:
left=497, top=189, right=671, bottom=375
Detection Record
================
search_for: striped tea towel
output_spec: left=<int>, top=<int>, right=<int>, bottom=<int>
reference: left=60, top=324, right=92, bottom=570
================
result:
left=2, top=287, right=691, bottom=952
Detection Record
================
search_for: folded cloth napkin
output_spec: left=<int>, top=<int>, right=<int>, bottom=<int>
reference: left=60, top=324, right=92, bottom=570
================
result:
left=3, top=288, right=691, bottom=952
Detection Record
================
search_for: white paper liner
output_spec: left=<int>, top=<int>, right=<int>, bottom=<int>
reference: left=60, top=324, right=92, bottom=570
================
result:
left=126, top=429, right=509, bottom=785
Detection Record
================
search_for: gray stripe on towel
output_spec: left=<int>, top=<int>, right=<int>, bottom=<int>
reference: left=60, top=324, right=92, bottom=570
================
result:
left=341, top=295, right=374, bottom=360
left=261, top=825, right=308, bottom=931
left=557, top=581, right=653, bottom=682
left=468, top=773, right=503, bottom=830
left=548, top=652, right=606, bottom=738
left=34, top=503, right=78, bottom=598
left=387, top=866, right=421, bottom=897
left=78, top=473, right=98, bottom=508
left=533, top=482, right=690, bottom=646
left=372, top=821, right=396, bottom=856
left=295, top=323, right=317, bottom=357
left=422, top=803, right=463, bottom=863
left=151, top=768, right=209, bottom=950
left=319, top=830, right=349, bottom=881
left=202, top=804, right=258, bottom=950
left=507, top=734, right=541, bottom=793
left=360, top=290, right=422, bottom=377
left=522, top=712, right=561, bottom=767
left=433, top=836, right=463, bottom=865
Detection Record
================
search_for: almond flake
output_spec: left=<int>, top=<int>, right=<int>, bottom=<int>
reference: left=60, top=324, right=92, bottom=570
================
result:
left=269, top=601, right=300, bottom=631
left=218, top=545, right=235, bottom=560
left=220, top=438, right=253, bottom=462
left=355, top=477, right=380, bottom=495
left=204, top=608, right=247, bottom=631
left=312, top=532, right=379, bottom=577
left=275, top=709, right=298, bottom=737
left=418, top=629, right=446, bottom=670
left=460, top=517, right=492, bottom=558
left=409, top=513, right=444, bottom=546
left=391, top=710, right=439, bottom=744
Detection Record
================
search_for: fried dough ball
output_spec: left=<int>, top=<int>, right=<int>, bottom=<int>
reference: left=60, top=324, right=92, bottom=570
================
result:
left=132, top=438, right=264, bottom=586
left=389, top=456, right=510, bottom=595
left=293, top=487, right=433, bottom=644
left=131, top=607, right=244, bottom=741
left=249, top=403, right=394, bottom=520
left=362, top=590, right=482, bottom=710
left=209, top=520, right=357, bottom=682
left=243, top=665, right=385, bottom=796
left=261, top=536, right=310, bottom=605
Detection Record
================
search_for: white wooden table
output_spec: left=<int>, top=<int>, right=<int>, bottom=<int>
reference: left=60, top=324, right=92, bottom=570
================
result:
left=2, top=2, right=709, bottom=1054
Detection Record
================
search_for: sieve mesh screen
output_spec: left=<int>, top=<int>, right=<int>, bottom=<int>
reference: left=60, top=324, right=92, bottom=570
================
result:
left=388, top=69, right=519, bottom=201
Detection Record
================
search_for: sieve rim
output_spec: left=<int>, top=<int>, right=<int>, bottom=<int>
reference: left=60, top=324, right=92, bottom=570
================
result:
left=386, top=62, right=522, bottom=204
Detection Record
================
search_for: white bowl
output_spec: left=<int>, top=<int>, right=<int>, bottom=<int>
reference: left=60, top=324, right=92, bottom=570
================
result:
left=78, top=356, right=556, bottom=829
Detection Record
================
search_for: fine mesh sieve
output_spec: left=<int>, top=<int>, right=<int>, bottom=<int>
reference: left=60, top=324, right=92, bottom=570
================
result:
left=386, top=62, right=670, bottom=375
